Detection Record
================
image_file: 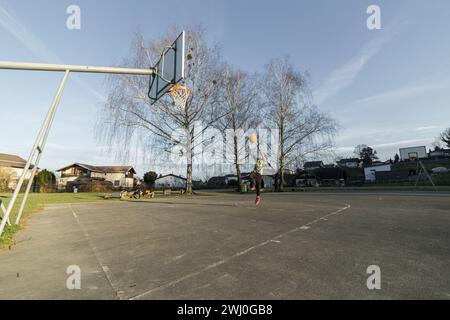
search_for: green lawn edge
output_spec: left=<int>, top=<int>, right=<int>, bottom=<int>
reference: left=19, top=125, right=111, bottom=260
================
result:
left=0, top=192, right=107, bottom=249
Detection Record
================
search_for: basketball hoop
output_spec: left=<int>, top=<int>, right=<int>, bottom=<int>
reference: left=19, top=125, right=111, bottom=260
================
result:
left=168, top=85, right=191, bottom=109
left=408, top=152, right=418, bottom=162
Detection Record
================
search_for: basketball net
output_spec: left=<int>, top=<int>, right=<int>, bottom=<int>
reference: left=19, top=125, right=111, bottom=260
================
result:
left=168, top=85, right=191, bottom=110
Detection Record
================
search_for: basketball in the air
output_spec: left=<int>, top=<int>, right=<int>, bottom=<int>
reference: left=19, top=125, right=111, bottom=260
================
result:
left=249, top=135, right=257, bottom=144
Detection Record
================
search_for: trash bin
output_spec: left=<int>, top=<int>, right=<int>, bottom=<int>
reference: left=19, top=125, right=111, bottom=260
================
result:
left=240, top=184, right=248, bottom=193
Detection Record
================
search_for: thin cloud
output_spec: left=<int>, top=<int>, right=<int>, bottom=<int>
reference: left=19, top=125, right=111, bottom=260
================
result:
left=373, top=138, right=433, bottom=149
left=337, top=71, right=450, bottom=114
left=415, top=125, right=438, bottom=132
left=0, top=3, right=106, bottom=101
left=353, top=81, right=448, bottom=108
left=314, top=22, right=404, bottom=106
left=0, top=5, right=61, bottom=62
left=314, top=45, right=381, bottom=105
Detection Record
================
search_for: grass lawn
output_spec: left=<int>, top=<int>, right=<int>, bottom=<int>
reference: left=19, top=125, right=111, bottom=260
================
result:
left=0, top=191, right=224, bottom=248
left=0, top=192, right=107, bottom=248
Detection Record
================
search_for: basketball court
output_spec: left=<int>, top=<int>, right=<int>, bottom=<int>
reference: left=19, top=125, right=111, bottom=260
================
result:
left=1, top=192, right=449, bottom=299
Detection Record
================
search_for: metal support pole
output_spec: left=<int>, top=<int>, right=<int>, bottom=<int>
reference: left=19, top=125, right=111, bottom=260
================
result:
left=420, top=160, right=437, bottom=191
left=14, top=71, right=70, bottom=225
left=414, top=160, right=437, bottom=191
left=14, top=155, right=40, bottom=225
left=0, top=60, right=155, bottom=238
left=0, top=71, right=70, bottom=236
left=0, top=200, right=11, bottom=226
left=0, top=61, right=153, bottom=75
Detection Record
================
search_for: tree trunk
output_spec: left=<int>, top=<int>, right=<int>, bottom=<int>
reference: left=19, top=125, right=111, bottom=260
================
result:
left=185, top=123, right=193, bottom=195
left=276, top=119, right=285, bottom=192
left=233, top=133, right=242, bottom=191
left=274, top=171, right=280, bottom=192
left=275, top=166, right=284, bottom=192
left=186, top=161, right=193, bottom=195
left=279, top=162, right=285, bottom=192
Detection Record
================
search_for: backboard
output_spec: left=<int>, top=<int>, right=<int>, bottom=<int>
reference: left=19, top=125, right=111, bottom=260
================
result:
left=148, top=31, right=185, bottom=103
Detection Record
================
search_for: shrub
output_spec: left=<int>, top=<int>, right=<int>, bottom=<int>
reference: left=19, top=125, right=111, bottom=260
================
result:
left=0, top=168, right=12, bottom=192
left=35, top=169, right=57, bottom=193
left=66, top=178, right=113, bottom=192
left=144, top=171, right=158, bottom=185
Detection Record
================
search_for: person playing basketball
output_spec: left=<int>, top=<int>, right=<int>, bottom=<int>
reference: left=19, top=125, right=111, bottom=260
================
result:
left=249, top=135, right=265, bottom=205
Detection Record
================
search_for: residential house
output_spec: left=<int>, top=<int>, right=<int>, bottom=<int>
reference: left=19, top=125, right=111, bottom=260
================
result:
left=337, top=158, right=360, bottom=168
left=429, top=148, right=450, bottom=159
left=57, top=163, right=135, bottom=190
left=304, top=161, right=324, bottom=172
left=313, top=167, right=346, bottom=186
left=207, top=176, right=229, bottom=187
left=375, top=171, right=410, bottom=183
left=154, top=174, right=186, bottom=189
left=297, top=167, right=346, bottom=187
left=282, top=169, right=295, bottom=175
left=295, top=169, right=315, bottom=187
left=0, top=153, right=34, bottom=190
left=296, top=177, right=318, bottom=188
left=364, top=164, right=392, bottom=182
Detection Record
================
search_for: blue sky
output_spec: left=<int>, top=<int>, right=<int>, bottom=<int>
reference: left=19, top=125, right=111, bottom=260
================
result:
left=1, top=0, right=449, bottom=176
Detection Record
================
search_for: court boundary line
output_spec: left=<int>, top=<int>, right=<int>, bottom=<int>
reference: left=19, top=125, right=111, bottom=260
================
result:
left=68, top=204, right=125, bottom=300
left=129, top=203, right=351, bottom=300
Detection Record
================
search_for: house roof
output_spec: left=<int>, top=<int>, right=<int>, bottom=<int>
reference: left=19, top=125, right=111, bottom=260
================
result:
left=337, top=158, right=360, bottom=163
left=57, top=163, right=136, bottom=174
left=207, top=176, right=228, bottom=184
left=312, top=167, right=346, bottom=180
left=431, top=148, right=450, bottom=154
left=304, top=161, right=324, bottom=168
left=364, top=163, right=392, bottom=170
left=0, top=153, right=32, bottom=169
left=156, top=174, right=186, bottom=181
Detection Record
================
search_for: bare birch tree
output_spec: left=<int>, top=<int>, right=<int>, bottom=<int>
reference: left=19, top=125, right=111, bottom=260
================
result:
left=214, top=65, right=259, bottom=187
left=97, top=26, right=225, bottom=194
left=262, top=57, right=338, bottom=191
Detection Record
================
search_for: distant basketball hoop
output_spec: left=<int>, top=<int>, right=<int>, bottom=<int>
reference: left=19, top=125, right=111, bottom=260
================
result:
left=408, top=152, right=418, bottom=162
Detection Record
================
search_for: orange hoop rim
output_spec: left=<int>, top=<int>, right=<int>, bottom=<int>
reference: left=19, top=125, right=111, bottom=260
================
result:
left=168, top=85, right=190, bottom=97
